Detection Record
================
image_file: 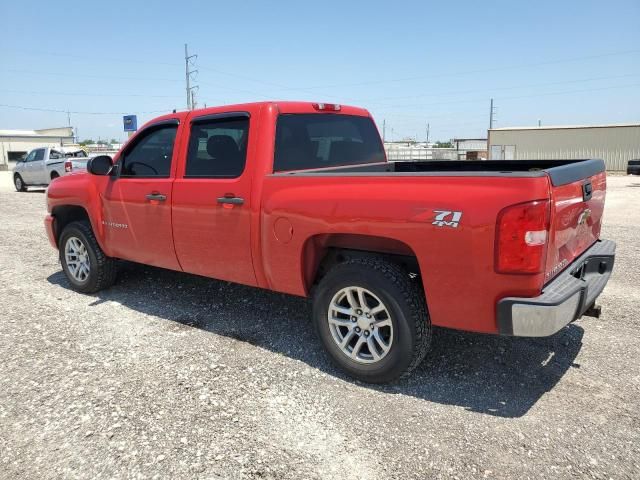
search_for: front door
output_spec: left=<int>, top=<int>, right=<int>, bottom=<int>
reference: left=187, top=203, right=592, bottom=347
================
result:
left=172, top=113, right=257, bottom=286
left=101, top=122, right=181, bottom=271
left=20, top=150, right=38, bottom=183
left=32, top=148, right=48, bottom=184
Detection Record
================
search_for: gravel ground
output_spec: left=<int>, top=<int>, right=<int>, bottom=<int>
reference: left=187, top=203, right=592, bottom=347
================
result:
left=0, top=171, right=638, bottom=479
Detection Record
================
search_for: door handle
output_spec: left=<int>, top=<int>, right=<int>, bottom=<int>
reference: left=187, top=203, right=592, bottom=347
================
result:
left=146, top=193, right=167, bottom=202
left=217, top=196, right=244, bottom=205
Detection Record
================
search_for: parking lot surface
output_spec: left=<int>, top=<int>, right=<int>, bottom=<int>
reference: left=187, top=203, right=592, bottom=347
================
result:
left=0, top=171, right=638, bottom=479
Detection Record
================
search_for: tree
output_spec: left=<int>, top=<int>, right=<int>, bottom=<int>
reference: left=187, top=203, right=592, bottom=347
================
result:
left=109, top=138, right=118, bottom=144
left=79, top=139, right=94, bottom=146
left=434, top=141, right=453, bottom=148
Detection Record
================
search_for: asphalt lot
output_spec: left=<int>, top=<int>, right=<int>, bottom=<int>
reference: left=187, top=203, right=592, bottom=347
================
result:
left=0, top=170, right=638, bottom=479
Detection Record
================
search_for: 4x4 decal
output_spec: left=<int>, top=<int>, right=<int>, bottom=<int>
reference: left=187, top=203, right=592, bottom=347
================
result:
left=432, top=210, right=462, bottom=228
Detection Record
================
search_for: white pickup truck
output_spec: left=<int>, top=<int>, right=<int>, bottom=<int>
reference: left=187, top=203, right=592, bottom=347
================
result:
left=13, top=147, right=89, bottom=191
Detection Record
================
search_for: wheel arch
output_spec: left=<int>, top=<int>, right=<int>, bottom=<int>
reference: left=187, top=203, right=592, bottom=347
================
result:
left=51, top=205, right=91, bottom=246
left=301, top=233, right=423, bottom=295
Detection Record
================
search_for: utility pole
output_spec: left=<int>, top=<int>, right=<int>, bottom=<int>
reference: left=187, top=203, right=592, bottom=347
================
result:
left=489, top=98, right=496, bottom=130
left=184, top=44, right=198, bottom=110
left=382, top=119, right=386, bottom=142
left=191, top=89, right=197, bottom=110
left=426, top=123, right=430, bottom=144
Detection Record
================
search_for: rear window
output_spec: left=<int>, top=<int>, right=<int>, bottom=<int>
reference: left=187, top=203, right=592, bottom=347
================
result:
left=274, top=114, right=385, bottom=172
left=629, top=160, right=640, bottom=165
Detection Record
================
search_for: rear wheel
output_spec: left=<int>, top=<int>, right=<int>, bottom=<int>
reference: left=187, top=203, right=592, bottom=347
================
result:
left=313, top=257, right=431, bottom=383
left=59, top=221, right=117, bottom=293
left=14, top=174, right=27, bottom=192
left=51, top=171, right=60, bottom=180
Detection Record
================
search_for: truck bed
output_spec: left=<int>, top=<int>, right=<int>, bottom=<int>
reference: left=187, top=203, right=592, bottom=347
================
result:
left=275, top=158, right=604, bottom=186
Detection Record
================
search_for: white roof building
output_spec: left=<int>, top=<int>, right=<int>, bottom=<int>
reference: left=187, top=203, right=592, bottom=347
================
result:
left=0, top=127, right=74, bottom=170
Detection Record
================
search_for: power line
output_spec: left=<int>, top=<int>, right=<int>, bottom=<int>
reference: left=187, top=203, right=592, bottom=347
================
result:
left=7, top=48, right=639, bottom=107
left=278, top=49, right=640, bottom=90
left=0, top=103, right=171, bottom=115
left=353, top=73, right=640, bottom=106
left=4, top=68, right=183, bottom=84
left=0, top=89, right=182, bottom=99
left=371, top=82, right=640, bottom=114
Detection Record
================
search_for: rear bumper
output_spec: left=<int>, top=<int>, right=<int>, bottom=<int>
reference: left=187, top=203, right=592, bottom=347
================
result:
left=497, top=239, right=616, bottom=337
left=44, top=214, right=57, bottom=249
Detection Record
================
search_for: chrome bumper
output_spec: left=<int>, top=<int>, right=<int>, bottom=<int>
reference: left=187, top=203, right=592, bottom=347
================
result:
left=497, top=239, right=616, bottom=337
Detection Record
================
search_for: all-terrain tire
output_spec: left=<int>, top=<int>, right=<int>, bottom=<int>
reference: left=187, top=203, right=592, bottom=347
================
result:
left=312, top=257, right=431, bottom=383
left=59, top=221, right=117, bottom=293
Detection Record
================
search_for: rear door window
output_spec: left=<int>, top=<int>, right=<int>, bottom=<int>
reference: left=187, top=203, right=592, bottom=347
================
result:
left=274, top=114, right=385, bottom=172
left=185, top=116, right=249, bottom=178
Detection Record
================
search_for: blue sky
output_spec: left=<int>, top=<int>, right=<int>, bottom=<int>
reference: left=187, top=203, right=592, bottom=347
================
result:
left=1, top=0, right=639, bottom=142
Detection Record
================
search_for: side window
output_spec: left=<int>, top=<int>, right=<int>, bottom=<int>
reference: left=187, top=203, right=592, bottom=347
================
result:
left=24, top=151, right=37, bottom=162
left=50, top=150, right=62, bottom=159
left=185, top=116, right=249, bottom=178
left=120, top=125, right=177, bottom=177
left=33, top=149, right=45, bottom=161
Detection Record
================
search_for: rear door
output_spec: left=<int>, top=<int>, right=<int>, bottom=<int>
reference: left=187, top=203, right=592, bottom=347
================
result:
left=171, top=112, right=257, bottom=286
left=545, top=163, right=606, bottom=283
left=101, top=120, right=181, bottom=270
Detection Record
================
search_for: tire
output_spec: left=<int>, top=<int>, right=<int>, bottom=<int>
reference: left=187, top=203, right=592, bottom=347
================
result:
left=14, top=174, right=27, bottom=192
left=312, top=257, right=431, bottom=383
left=59, top=221, right=117, bottom=293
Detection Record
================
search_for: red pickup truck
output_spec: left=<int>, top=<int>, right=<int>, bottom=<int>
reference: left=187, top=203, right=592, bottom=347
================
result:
left=45, top=101, right=615, bottom=383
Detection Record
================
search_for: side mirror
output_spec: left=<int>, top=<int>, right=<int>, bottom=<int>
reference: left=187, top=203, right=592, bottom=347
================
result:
left=87, top=155, right=113, bottom=176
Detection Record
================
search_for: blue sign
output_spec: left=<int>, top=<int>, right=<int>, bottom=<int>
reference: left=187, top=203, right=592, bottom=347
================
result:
left=123, top=115, right=137, bottom=132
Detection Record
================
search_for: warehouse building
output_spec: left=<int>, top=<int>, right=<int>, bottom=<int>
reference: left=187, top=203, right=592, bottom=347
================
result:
left=0, top=127, right=74, bottom=170
left=452, top=138, right=487, bottom=160
left=488, top=123, right=640, bottom=171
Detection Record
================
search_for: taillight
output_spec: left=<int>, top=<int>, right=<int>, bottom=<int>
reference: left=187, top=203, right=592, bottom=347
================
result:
left=495, top=200, right=550, bottom=274
left=312, top=103, right=341, bottom=111
left=64, top=160, right=73, bottom=172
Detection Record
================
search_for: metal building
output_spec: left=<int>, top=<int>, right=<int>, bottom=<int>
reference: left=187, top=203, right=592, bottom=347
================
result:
left=452, top=138, right=487, bottom=160
left=0, top=127, right=74, bottom=171
left=488, top=123, right=640, bottom=171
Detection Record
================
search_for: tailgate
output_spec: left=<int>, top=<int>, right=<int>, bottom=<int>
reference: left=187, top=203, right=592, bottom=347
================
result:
left=544, top=159, right=606, bottom=283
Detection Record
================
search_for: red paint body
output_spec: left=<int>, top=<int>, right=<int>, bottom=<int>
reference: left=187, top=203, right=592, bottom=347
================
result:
left=45, top=102, right=606, bottom=334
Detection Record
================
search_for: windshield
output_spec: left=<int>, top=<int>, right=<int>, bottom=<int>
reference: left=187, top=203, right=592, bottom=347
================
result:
left=274, top=114, right=385, bottom=172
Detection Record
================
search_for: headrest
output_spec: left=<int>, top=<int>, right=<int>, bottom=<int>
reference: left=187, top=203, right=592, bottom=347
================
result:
left=206, top=135, right=239, bottom=159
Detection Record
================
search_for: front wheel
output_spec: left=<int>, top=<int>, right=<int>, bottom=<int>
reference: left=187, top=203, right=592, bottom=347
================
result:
left=14, top=174, right=27, bottom=192
left=313, top=257, right=431, bottom=383
left=59, top=221, right=117, bottom=293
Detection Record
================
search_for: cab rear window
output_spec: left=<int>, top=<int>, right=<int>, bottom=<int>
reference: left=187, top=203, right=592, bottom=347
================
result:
left=274, top=114, right=385, bottom=172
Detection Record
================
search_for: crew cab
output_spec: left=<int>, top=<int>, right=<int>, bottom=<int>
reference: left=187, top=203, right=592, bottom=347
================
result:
left=44, top=102, right=615, bottom=382
left=13, top=146, right=89, bottom=191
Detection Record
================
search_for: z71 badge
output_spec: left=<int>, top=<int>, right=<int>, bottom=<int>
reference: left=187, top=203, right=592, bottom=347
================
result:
left=432, top=210, right=462, bottom=228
